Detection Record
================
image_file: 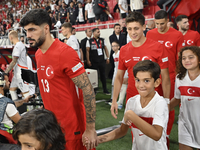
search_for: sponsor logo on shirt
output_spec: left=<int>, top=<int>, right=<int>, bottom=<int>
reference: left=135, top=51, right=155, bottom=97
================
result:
left=72, top=62, right=83, bottom=73
left=158, top=40, right=164, bottom=44
left=188, top=98, right=194, bottom=101
left=139, top=134, right=144, bottom=136
left=41, top=66, right=45, bottom=71
left=133, top=57, right=140, bottom=61
left=46, top=65, right=54, bottom=79
left=165, top=41, right=173, bottom=48
left=125, top=59, right=131, bottom=63
left=162, top=57, right=168, bottom=62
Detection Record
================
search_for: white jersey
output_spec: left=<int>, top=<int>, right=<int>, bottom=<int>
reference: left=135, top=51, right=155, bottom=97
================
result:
left=122, top=92, right=168, bottom=150
left=12, top=41, right=27, bottom=79
left=112, top=51, right=128, bottom=85
left=118, top=0, right=128, bottom=13
left=174, top=71, right=200, bottom=148
left=85, top=2, right=95, bottom=18
left=66, top=35, right=81, bottom=59
left=27, top=55, right=35, bottom=95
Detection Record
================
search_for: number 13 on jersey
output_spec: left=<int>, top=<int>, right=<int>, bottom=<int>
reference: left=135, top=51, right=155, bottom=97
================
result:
left=41, top=79, right=50, bottom=93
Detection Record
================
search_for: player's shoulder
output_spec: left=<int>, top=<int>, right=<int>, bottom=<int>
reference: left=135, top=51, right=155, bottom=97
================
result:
left=147, top=28, right=158, bottom=34
left=187, top=29, right=199, bottom=35
left=15, top=41, right=25, bottom=48
left=127, top=94, right=140, bottom=104
left=121, top=41, right=131, bottom=50
left=169, top=28, right=182, bottom=36
left=153, top=92, right=167, bottom=105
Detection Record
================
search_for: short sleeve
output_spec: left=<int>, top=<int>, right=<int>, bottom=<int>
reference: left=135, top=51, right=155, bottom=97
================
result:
left=174, top=77, right=181, bottom=99
left=12, top=43, right=21, bottom=57
left=67, top=37, right=79, bottom=50
left=6, top=104, right=18, bottom=117
left=118, top=0, right=122, bottom=5
left=157, top=44, right=169, bottom=69
left=152, top=99, right=168, bottom=128
left=60, top=46, right=85, bottom=78
left=118, top=46, right=127, bottom=70
left=85, top=4, right=88, bottom=11
left=86, top=40, right=90, bottom=48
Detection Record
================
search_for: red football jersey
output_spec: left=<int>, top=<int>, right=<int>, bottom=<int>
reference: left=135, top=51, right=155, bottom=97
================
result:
left=118, top=38, right=169, bottom=100
left=35, top=39, right=86, bottom=141
left=146, top=28, right=184, bottom=98
left=183, top=29, right=200, bottom=46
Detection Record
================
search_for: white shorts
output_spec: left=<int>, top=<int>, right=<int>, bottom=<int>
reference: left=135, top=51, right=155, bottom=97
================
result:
left=178, top=117, right=200, bottom=149
left=10, top=77, right=29, bottom=93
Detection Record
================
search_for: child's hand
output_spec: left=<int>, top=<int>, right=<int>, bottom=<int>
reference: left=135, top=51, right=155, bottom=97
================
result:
left=83, top=137, right=90, bottom=149
left=126, top=120, right=132, bottom=126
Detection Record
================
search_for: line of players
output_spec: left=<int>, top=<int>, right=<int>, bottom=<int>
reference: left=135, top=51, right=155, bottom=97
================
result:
left=1, top=8, right=200, bottom=150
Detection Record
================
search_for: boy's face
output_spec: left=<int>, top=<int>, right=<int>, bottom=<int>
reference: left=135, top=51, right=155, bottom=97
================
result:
left=18, top=133, right=41, bottom=150
left=126, top=22, right=145, bottom=42
left=135, top=71, right=160, bottom=98
left=111, top=42, right=119, bottom=52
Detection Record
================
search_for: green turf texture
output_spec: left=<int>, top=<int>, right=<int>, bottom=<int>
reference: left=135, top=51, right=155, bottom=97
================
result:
left=95, top=79, right=179, bottom=150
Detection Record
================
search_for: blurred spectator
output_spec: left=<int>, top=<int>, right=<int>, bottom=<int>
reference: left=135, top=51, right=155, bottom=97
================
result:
left=76, top=2, right=85, bottom=24
left=119, top=19, right=127, bottom=34
left=167, top=21, right=175, bottom=28
left=157, top=0, right=169, bottom=9
left=73, top=0, right=79, bottom=8
left=49, top=13, right=57, bottom=28
left=72, top=27, right=76, bottom=35
left=144, top=20, right=155, bottom=36
left=81, top=28, right=92, bottom=68
left=45, top=1, right=52, bottom=13
left=12, top=20, right=19, bottom=31
left=100, top=0, right=109, bottom=21
left=85, top=0, right=95, bottom=23
left=53, top=5, right=60, bottom=21
left=118, top=0, right=128, bottom=18
left=113, top=0, right=119, bottom=13
left=60, top=2, right=68, bottom=23
left=130, top=0, right=143, bottom=13
left=93, top=0, right=113, bottom=24
left=67, top=1, right=78, bottom=25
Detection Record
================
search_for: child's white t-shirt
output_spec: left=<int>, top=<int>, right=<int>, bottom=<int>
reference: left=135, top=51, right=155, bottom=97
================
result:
left=174, top=71, right=200, bottom=148
left=122, top=92, right=168, bottom=150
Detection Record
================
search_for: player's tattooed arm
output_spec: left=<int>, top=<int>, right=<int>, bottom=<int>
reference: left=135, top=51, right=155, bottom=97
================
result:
left=5, top=56, right=18, bottom=74
left=72, top=72, right=96, bottom=123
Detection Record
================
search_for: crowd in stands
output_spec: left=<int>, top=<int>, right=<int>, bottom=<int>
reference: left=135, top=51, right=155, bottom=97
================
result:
left=0, top=0, right=151, bottom=36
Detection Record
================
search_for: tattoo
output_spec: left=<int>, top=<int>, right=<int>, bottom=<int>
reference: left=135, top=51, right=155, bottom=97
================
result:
left=99, top=135, right=108, bottom=143
left=72, top=72, right=96, bottom=123
left=5, top=57, right=18, bottom=74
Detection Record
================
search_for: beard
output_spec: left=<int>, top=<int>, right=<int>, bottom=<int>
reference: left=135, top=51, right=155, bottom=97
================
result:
left=181, top=26, right=189, bottom=32
left=28, top=34, right=46, bottom=48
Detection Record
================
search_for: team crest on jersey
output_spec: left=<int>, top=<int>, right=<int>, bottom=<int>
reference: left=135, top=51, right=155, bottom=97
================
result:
left=142, top=56, right=152, bottom=61
left=46, top=65, right=54, bottom=79
left=165, top=41, right=173, bottom=48
left=186, top=40, right=194, bottom=45
left=72, top=62, right=83, bottom=72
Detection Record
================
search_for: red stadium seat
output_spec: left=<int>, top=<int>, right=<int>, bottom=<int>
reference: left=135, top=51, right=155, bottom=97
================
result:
left=113, top=13, right=120, bottom=20
left=143, top=6, right=155, bottom=16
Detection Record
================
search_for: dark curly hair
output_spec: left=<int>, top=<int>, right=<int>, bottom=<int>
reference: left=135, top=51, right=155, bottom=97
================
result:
left=176, top=46, right=200, bottom=80
left=12, top=109, right=66, bottom=150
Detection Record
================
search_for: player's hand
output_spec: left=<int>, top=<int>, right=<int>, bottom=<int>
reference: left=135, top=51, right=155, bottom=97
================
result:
left=106, top=59, right=109, bottom=64
left=125, top=120, right=132, bottom=126
left=82, top=127, right=98, bottom=150
left=24, top=95, right=33, bottom=103
left=87, top=61, right=92, bottom=67
left=110, top=101, right=118, bottom=119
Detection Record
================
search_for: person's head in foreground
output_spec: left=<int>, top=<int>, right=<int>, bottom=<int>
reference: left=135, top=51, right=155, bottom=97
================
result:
left=133, top=60, right=161, bottom=98
left=176, top=46, right=200, bottom=80
left=19, top=9, right=52, bottom=48
left=12, top=109, right=66, bottom=150
left=125, top=12, right=146, bottom=42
